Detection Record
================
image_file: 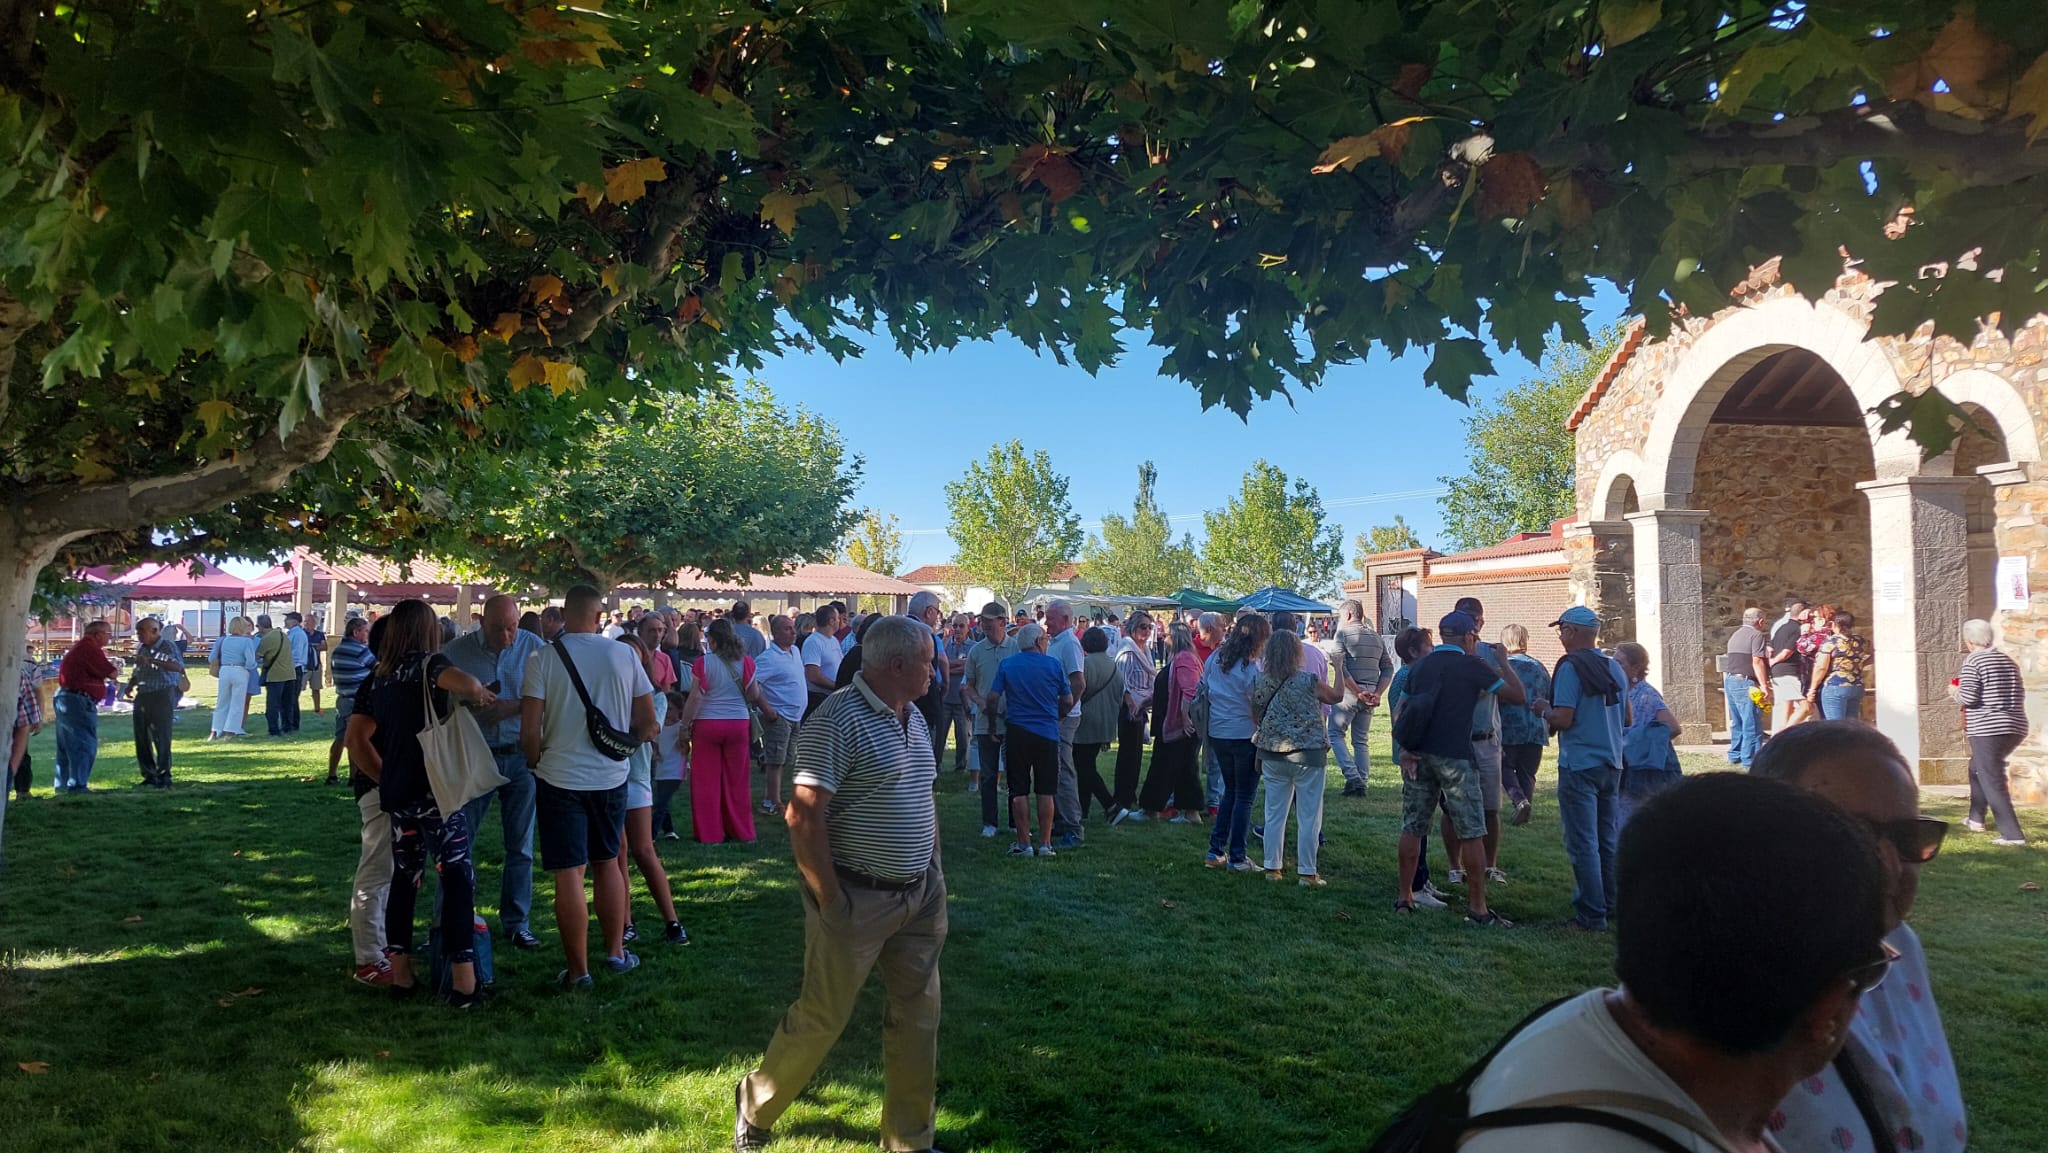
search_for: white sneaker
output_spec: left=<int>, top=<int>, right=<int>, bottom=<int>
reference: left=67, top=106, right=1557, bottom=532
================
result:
left=1034, top=844, right=1057, bottom=858
left=1964, top=819, right=1987, bottom=832
left=1991, top=837, right=2029, bottom=846
left=1446, top=868, right=1466, bottom=885
left=1412, top=887, right=1447, bottom=909
left=1485, top=867, right=1509, bottom=884
left=980, top=824, right=998, bottom=838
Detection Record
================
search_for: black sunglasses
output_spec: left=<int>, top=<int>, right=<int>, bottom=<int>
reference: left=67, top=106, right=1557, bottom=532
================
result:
left=1865, top=816, right=1948, bottom=864
left=1843, top=938, right=1902, bottom=996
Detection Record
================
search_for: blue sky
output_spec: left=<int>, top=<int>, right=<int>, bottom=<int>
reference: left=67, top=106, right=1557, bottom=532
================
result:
left=753, top=281, right=1628, bottom=573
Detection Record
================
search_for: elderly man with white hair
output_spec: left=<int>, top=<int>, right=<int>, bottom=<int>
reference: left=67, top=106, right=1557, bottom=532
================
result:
left=1954, top=618, right=2031, bottom=845
left=1042, top=598, right=1090, bottom=847
left=736, top=613, right=948, bottom=1153
left=1720, top=606, right=1769, bottom=769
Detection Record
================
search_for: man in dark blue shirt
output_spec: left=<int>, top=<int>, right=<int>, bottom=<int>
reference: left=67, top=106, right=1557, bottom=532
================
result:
left=1393, top=611, right=1525, bottom=925
left=988, top=623, right=1073, bottom=858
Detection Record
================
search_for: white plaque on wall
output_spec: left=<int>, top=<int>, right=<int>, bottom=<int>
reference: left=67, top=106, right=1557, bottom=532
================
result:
left=1997, top=555, right=2030, bottom=612
left=1877, top=565, right=1907, bottom=614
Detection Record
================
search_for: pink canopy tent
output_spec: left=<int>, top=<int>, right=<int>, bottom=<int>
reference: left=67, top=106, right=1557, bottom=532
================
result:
left=113, top=560, right=252, bottom=599
left=246, top=550, right=499, bottom=607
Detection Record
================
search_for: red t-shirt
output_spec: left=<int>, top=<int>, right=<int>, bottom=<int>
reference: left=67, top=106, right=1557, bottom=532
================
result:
left=1193, top=635, right=1217, bottom=665
left=58, top=639, right=118, bottom=698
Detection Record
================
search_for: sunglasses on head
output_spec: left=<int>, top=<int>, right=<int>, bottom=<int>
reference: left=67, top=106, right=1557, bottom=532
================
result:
left=1865, top=816, right=1948, bottom=864
left=1843, top=938, right=1903, bottom=997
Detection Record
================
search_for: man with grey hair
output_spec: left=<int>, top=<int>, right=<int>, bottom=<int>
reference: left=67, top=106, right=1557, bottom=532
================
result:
left=1721, top=606, right=1769, bottom=768
left=445, top=593, right=548, bottom=948
left=736, top=612, right=947, bottom=1153
left=1330, top=599, right=1394, bottom=797
left=123, top=616, right=185, bottom=789
left=1042, top=598, right=1088, bottom=847
left=906, top=591, right=951, bottom=780
left=1954, top=618, right=2031, bottom=845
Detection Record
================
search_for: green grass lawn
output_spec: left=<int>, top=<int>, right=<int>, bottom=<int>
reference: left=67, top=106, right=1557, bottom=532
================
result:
left=3, top=672, right=2045, bottom=1152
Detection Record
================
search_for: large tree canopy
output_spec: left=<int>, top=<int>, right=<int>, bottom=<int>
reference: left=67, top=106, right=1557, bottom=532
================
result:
left=944, top=441, right=1083, bottom=606
left=1080, top=462, right=1200, bottom=597
left=1198, top=461, right=1344, bottom=598
left=438, top=384, right=857, bottom=594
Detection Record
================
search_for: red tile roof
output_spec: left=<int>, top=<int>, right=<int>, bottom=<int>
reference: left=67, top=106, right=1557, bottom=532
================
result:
left=654, top=564, right=922, bottom=597
left=1565, top=318, right=1648, bottom=431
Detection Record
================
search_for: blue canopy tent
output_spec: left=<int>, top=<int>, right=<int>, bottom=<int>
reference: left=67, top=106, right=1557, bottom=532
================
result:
left=1235, top=586, right=1334, bottom=614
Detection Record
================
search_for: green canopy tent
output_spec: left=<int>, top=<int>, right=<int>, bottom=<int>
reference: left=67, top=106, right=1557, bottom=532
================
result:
left=1169, top=587, right=1240, bottom=613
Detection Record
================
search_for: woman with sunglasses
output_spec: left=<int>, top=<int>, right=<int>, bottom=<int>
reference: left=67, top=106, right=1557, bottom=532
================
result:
left=1753, top=721, right=1967, bottom=1153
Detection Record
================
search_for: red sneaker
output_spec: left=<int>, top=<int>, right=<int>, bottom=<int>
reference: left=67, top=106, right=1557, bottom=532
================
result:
left=354, top=961, right=395, bottom=986
left=1206, top=806, right=1220, bottom=819
left=1160, top=807, right=1179, bottom=820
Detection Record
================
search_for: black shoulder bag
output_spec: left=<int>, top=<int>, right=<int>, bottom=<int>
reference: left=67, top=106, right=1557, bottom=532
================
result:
left=551, top=638, right=637, bottom=761
left=1390, top=653, right=1441, bottom=752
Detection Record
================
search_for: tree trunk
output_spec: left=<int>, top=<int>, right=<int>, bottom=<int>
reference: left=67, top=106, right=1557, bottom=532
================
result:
left=0, top=515, right=64, bottom=870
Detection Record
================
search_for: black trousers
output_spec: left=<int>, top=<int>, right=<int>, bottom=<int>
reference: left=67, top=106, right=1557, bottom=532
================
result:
left=1140, top=736, right=1200, bottom=812
left=1502, top=743, right=1543, bottom=807
left=133, top=688, right=177, bottom=786
left=1074, top=742, right=1116, bottom=818
left=977, top=734, right=1006, bottom=828
left=11, top=747, right=30, bottom=798
left=1967, top=731, right=2029, bottom=841
left=1113, top=713, right=1147, bottom=810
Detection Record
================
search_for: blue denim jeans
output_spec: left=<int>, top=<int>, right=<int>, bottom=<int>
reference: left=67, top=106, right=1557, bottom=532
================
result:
left=52, top=690, right=100, bottom=792
left=1558, top=764, right=1622, bottom=929
left=1819, top=684, right=1865, bottom=722
left=455, top=750, right=538, bottom=936
left=1722, top=675, right=1761, bottom=766
left=1327, top=701, right=1374, bottom=786
left=1206, top=738, right=1260, bottom=863
left=264, top=679, right=291, bottom=736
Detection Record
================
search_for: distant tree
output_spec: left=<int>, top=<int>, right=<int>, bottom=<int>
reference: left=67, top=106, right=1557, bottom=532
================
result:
left=841, top=509, right=905, bottom=576
left=1438, top=328, right=1621, bottom=551
left=442, top=384, right=859, bottom=594
left=1352, top=516, right=1426, bottom=575
left=1198, top=461, right=1344, bottom=598
left=1080, top=462, right=1199, bottom=597
left=944, top=441, right=1083, bottom=606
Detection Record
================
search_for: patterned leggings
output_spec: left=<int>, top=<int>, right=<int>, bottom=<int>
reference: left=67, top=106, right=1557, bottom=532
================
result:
left=383, top=800, right=477, bottom=964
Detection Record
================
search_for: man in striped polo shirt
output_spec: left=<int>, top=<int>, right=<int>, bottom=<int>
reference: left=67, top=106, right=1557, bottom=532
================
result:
left=737, top=614, right=946, bottom=1153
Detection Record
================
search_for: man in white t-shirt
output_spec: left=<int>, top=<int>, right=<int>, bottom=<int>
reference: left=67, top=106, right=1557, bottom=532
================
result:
left=1753, top=723, right=1968, bottom=1153
left=522, top=584, right=658, bottom=989
left=754, top=614, right=810, bottom=814
left=1042, top=599, right=1088, bottom=848
left=801, top=604, right=846, bottom=719
left=1458, top=773, right=1891, bottom=1153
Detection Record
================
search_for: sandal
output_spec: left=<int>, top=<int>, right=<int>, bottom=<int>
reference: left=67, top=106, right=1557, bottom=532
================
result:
left=1465, top=909, right=1516, bottom=928
left=1393, top=900, right=1416, bottom=913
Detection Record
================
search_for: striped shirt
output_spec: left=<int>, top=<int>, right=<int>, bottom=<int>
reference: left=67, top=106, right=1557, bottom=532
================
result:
left=792, top=673, right=938, bottom=883
left=1957, top=647, right=2029, bottom=737
left=329, top=637, right=375, bottom=697
left=1113, top=636, right=1156, bottom=709
left=129, top=638, right=185, bottom=694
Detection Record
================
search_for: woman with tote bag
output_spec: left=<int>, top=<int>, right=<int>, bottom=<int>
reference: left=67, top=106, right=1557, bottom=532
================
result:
left=343, top=599, right=500, bottom=1009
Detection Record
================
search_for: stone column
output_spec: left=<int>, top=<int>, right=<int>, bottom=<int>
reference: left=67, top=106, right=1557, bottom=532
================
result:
left=453, top=583, right=474, bottom=623
left=294, top=560, right=315, bottom=619
left=327, top=578, right=348, bottom=636
left=1565, top=520, right=1635, bottom=643
left=1858, top=477, right=1975, bottom=784
left=1625, top=509, right=1711, bottom=741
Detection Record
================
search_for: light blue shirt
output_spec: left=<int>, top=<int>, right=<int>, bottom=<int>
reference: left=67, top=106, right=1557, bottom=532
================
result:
left=1552, top=653, right=1629, bottom=771
left=443, top=626, right=545, bottom=748
left=1202, top=650, right=1263, bottom=740
left=214, top=634, right=260, bottom=674
left=286, top=625, right=310, bottom=669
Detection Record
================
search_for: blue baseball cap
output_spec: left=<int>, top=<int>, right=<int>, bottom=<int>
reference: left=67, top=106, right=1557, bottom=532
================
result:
left=1438, top=611, right=1478, bottom=638
left=1551, top=605, right=1601, bottom=629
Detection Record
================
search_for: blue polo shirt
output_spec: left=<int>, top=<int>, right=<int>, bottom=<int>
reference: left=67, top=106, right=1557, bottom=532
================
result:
left=1553, top=653, right=1629, bottom=771
left=989, top=650, right=1069, bottom=742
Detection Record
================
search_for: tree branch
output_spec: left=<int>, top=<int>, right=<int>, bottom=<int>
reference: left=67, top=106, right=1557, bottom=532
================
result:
left=542, top=166, right=709, bottom=350
left=17, top=370, right=413, bottom=545
left=1665, top=102, right=2048, bottom=186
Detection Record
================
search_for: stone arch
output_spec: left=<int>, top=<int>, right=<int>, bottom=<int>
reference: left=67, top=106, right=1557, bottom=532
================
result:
left=1936, top=367, right=2041, bottom=468
left=1637, top=295, right=1916, bottom=507
left=1592, top=449, right=1646, bottom=521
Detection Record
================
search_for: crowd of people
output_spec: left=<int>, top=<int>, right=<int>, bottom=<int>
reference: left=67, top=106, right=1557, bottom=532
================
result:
left=0, top=584, right=2014, bottom=1153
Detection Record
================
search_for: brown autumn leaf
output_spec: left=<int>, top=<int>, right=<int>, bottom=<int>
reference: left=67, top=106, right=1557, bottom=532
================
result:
left=18, top=1062, right=50, bottom=1075
left=527, top=274, right=565, bottom=305
left=1886, top=10, right=2009, bottom=113
left=507, top=354, right=547, bottom=393
left=487, top=312, right=522, bottom=343
left=1477, top=151, right=1546, bottom=219
left=676, top=295, right=703, bottom=325
left=1010, top=145, right=1082, bottom=204
left=1311, top=118, right=1424, bottom=174
left=603, top=157, right=668, bottom=206
left=1393, top=62, right=1432, bottom=99
left=448, top=335, right=480, bottom=363
left=2009, top=53, right=2048, bottom=143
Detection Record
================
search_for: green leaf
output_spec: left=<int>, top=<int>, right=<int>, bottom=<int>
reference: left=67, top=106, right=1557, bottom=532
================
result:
left=1422, top=338, right=1493, bottom=401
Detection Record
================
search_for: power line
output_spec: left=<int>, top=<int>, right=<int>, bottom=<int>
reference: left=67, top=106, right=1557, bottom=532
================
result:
left=895, top=487, right=1449, bottom=537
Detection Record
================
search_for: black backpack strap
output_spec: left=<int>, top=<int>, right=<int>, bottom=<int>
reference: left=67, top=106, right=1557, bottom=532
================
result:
left=1832, top=1051, right=1898, bottom=1153
left=551, top=637, right=611, bottom=725
left=1461, top=1105, right=1698, bottom=1153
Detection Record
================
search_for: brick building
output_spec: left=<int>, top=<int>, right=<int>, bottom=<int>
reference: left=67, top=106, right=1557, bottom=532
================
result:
left=1567, top=256, right=2048, bottom=792
left=1347, top=523, right=1575, bottom=667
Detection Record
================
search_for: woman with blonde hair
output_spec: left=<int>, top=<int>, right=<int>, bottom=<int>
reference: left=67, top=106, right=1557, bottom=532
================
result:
left=1251, top=628, right=1343, bottom=885
left=209, top=616, right=260, bottom=740
left=1496, top=624, right=1550, bottom=826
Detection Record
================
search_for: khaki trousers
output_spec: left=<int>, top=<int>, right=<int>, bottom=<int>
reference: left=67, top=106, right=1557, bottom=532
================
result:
left=741, top=866, right=948, bottom=1151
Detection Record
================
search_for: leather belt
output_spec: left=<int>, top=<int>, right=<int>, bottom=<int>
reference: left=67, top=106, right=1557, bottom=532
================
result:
left=835, top=864, right=922, bottom=892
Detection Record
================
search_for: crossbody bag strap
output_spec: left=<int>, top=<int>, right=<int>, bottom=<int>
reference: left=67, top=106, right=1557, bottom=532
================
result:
left=1459, top=1105, right=1700, bottom=1153
left=1082, top=670, right=1117, bottom=704
left=551, top=638, right=610, bottom=725
left=1501, top=1090, right=1743, bottom=1153
left=1832, top=1051, right=1899, bottom=1153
